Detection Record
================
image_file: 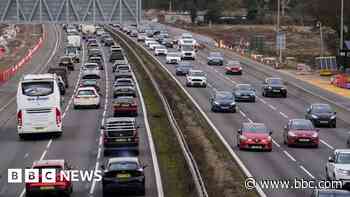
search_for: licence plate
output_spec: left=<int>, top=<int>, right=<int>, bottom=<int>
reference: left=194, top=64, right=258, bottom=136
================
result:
left=251, top=146, right=262, bottom=149
left=242, top=96, right=249, bottom=98
left=273, top=90, right=280, bottom=92
left=221, top=106, right=230, bottom=109
left=117, top=174, right=131, bottom=178
left=115, top=138, right=127, bottom=142
left=35, top=127, right=45, bottom=131
left=122, top=104, right=129, bottom=107
left=40, top=186, right=54, bottom=190
left=320, top=121, right=329, bottom=124
left=299, top=139, right=310, bottom=142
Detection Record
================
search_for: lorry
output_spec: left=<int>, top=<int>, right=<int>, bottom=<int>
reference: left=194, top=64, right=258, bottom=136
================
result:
left=81, top=24, right=96, bottom=40
left=67, top=34, right=81, bottom=50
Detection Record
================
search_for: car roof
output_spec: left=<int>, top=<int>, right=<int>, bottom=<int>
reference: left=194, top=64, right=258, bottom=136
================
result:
left=23, top=74, right=55, bottom=81
left=106, top=117, right=135, bottom=122
left=33, top=159, right=65, bottom=167
left=335, top=149, right=350, bottom=154
left=108, top=157, right=139, bottom=164
left=215, top=91, right=232, bottom=95
left=266, top=77, right=282, bottom=80
left=190, top=69, right=203, bottom=73
left=243, top=122, right=266, bottom=127
left=84, top=63, right=98, bottom=66
left=311, top=103, right=330, bottom=107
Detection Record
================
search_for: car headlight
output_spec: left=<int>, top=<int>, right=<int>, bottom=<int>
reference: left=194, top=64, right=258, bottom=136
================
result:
left=331, top=115, right=336, bottom=119
left=288, top=132, right=296, bottom=137
left=267, top=136, right=272, bottom=141
left=230, top=102, right=236, bottom=106
left=311, top=132, right=318, bottom=138
left=268, top=86, right=272, bottom=90
left=311, top=114, right=318, bottom=119
left=239, top=135, right=247, bottom=140
left=336, top=169, right=349, bottom=175
left=281, top=87, right=285, bottom=90
left=214, top=101, right=220, bottom=105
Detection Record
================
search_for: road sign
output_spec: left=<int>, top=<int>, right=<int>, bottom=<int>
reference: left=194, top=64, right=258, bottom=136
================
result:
left=276, top=32, right=286, bottom=50
left=0, top=0, right=141, bottom=24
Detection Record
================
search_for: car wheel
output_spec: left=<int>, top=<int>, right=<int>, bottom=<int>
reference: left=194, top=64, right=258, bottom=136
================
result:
left=138, top=187, right=146, bottom=195
left=262, top=91, right=266, bottom=97
left=314, top=143, right=319, bottom=148
left=283, top=93, right=287, bottom=98
left=211, top=107, right=216, bottom=112
left=19, top=134, right=25, bottom=140
left=331, top=121, right=336, bottom=128
left=25, top=192, right=32, bottom=197
left=203, top=84, right=207, bottom=88
left=96, top=104, right=100, bottom=109
left=251, top=97, right=255, bottom=102
left=103, top=150, right=109, bottom=156
left=238, top=71, right=242, bottom=75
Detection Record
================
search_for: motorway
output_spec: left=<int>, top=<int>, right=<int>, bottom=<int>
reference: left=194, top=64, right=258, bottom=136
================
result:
left=0, top=25, right=160, bottom=197
left=116, top=25, right=350, bottom=197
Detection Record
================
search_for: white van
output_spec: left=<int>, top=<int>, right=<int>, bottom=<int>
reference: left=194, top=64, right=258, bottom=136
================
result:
left=16, top=74, right=62, bottom=138
left=67, top=34, right=82, bottom=50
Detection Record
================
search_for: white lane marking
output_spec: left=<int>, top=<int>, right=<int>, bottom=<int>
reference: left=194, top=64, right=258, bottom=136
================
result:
left=258, top=97, right=267, bottom=104
left=300, top=165, right=315, bottom=179
left=321, top=140, right=334, bottom=150
left=239, top=110, right=247, bottom=118
left=46, top=139, right=53, bottom=149
left=272, top=139, right=281, bottom=148
left=89, top=161, right=99, bottom=194
left=97, top=147, right=101, bottom=160
left=283, top=150, right=297, bottom=162
left=247, top=118, right=253, bottom=123
left=279, top=112, right=288, bottom=119
left=39, top=150, right=47, bottom=161
left=268, top=104, right=277, bottom=111
left=99, top=136, right=103, bottom=146
left=24, top=153, right=29, bottom=159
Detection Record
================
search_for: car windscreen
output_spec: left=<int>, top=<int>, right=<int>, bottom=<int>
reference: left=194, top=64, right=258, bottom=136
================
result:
left=84, top=64, right=98, bottom=69
left=267, top=78, right=283, bottom=85
left=336, top=153, right=350, bottom=164
left=244, top=124, right=268, bottom=133
left=118, top=66, right=130, bottom=70
left=290, top=120, right=314, bottom=130
left=168, top=53, right=180, bottom=57
left=22, top=81, right=54, bottom=96
left=237, top=85, right=252, bottom=91
left=190, top=71, right=205, bottom=77
left=182, top=45, right=193, bottom=51
left=109, top=162, right=138, bottom=171
left=312, top=105, right=332, bottom=113
left=77, top=90, right=95, bottom=96
left=210, top=52, right=222, bottom=57
left=82, top=80, right=97, bottom=86
left=216, top=92, right=233, bottom=100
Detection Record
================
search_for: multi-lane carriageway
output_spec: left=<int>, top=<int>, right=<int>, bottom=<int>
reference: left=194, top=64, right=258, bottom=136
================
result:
left=116, top=24, right=350, bottom=197
left=0, top=25, right=162, bottom=197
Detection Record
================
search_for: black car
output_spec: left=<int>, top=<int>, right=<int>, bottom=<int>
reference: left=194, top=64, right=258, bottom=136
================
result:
left=262, top=78, right=287, bottom=98
left=234, top=84, right=256, bottom=102
left=101, top=157, right=145, bottom=196
left=210, top=91, right=236, bottom=113
left=161, top=38, right=174, bottom=48
left=48, top=67, right=69, bottom=88
left=59, top=56, right=75, bottom=71
left=175, top=62, right=193, bottom=76
left=305, top=103, right=336, bottom=128
left=101, top=37, right=114, bottom=46
left=207, top=52, right=224, bottom=65
left=311, top=189, right=350, bottom=197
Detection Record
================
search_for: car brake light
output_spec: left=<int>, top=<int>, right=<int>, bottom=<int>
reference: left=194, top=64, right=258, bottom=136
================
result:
left=131, top=102, right=137, bottom=107
left=56, top=108, right=62, bottom=125
left=17, top=110, right=22, bottom=127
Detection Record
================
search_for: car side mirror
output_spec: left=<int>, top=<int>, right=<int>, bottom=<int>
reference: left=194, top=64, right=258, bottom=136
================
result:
left=269, top=131, right=273, bottom=135
left=334, top=112, right=337, bottom=115
left=238, top=129, right=242, bottom=135
left=307, top=108, right=311, bottom=113
left=328, top=157, right=334, bottom=163
left=142, top=165, right=148, bottom=169
left=100, top=125, right=105, bottom=130
left=100, top=165, right=105, bottom=170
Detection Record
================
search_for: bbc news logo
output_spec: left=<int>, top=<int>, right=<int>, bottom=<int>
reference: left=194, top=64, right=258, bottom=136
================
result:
left=8, top=169, right=103, bottom=183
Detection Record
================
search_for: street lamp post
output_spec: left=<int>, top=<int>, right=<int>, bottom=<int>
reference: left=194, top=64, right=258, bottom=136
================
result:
left=340, top=0, right=344, bottom=50
left=277, top=0, right=282, bottom=63
left=317, top=21, right=324, bottom=56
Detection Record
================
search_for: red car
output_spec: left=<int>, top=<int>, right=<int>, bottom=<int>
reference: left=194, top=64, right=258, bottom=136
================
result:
left=25, top=159, right=73, bottom=197
left=283, top=119, right=319, bottom=148
left=225, top=60, right=242, bottom=75
left=237, top=123, right=272, bottom=151
left=112, top=96, right=138, bottom=117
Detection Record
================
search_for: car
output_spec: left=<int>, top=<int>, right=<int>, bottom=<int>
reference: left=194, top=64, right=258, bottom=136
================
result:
left=305, top=103, right=336, bottom=128
left=137, top=33, right=147, bottom=42
left=79, top=79, right=100, bottom=93
left=88, top=48, right=102, bottom=59
left=237, top=122, right=272, bottom=152
left=186, top=69, right=207, bottom=88
left=113, top=64, right=131, bottom=73
left=110, top=44, right=122, bottom=52
left=73, top=87, right=100, bottom=109
left=88, top=56, right=104, bottom=70
left=161, top=38, right=174, bottom=48
left=25, top=159, right=73, bottom=197
left=114, top=78, right=134, bottom=87
left=166, top=52, right=181, bottom=64
left=283, top=119, right=319, bottom=147
left=225, top=60, right=242, bottom=75
left=262, top=78, right=287, bottom=98
left=154, top=45, right=168, bottom=56
left=101, top=157, right=145, bottom=195
left=64, top=45, right=80, bottom=63
left=113, top=86, right=137, bottom=98
left=109, top=48, right=125, bottom=63
left=57, top=76, right=66, bottom=95
left=311, top=189, right=350, bottom=197
left=180, top=44, right=196, bottom=60
left=48, top=67, right=69, bottom=88
left=112, top=96, right=138, bottom=117
left=82, top=63, right=101, bottom=78
left=175, top=62, right=193, bottom=76
left=145, top=41, right=158, bottom=49
left=144, top=37, right=156, bottom=47
left=130, top=30, right=138, bottom=37
left=114, top=72, right=133, bottom=81
left=102, top=117, right=139, bottom=155
left=149, top=43, right=161, bottom=51
left=210, top=91, right=236, bottom=113
left=101, top=36, right=114, bottom=46
left=87, top=42, right=99, bottom=49
left=59, top=56, right=75, bottom=71
left=326, top=149, right=350, bottom=186
left=207, top=52, right=224, bottom=65
left=233, top=84, right=256, bottom=102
